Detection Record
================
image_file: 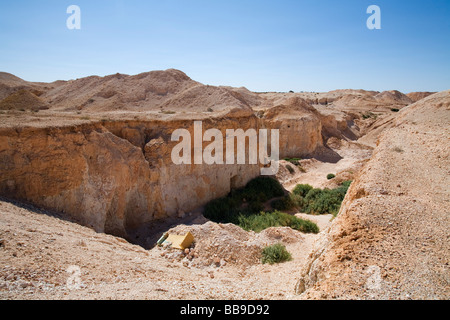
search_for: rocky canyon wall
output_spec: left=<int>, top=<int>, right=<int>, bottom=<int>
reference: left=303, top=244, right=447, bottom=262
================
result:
left=0, top=111, right=324, bottom=240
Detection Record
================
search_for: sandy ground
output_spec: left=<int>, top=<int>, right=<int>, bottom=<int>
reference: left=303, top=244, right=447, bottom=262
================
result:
left=0, top=197, right=334, bottom=300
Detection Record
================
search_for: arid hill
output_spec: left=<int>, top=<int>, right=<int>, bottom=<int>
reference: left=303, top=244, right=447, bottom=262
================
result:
left=406, top=91, right=436, bottom=102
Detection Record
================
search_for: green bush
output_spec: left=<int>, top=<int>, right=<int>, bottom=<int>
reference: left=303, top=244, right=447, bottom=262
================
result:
left=242, top=176, right=285, bottom=202
left=246, top=201, right=265, bottom=214
left=327, top=173, right=336, bottom=180
left=284, top=158, right=301, bottom=166
left=294, top=181, right=352, bottom=216
left=261, top=243, right=292, bottom=264
left=270, top=196, right=295, bottom=211
left=289, top=193, right=305, bottom=208
left=203, top=176, right=322, bottom=234
left=237, top=211, right=319, bottom=234
left=203, top=197, right=240, bottom=223
left=292, top=184, right=313, bottom=197
left=204, top=176, right=285, bottom=225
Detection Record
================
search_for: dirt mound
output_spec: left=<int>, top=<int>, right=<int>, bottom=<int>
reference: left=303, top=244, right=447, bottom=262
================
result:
left=0, top=72, right=29, bottom=87
left=374, top=90, right=412, bottom=105
left=42, top=69, right=199, bottom=112
left=332, top=93, right=378, bottom=111
left=161, top=221, right=304, bottom=268
left=159, top=84, right=254, bottom=114
left=0, top=89, right=48, bottom=111
left=41, top=68, right=256, bottom=115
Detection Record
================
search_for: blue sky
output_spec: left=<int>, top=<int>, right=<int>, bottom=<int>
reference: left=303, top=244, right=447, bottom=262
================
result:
left=0, top=0, right=449, bottom=92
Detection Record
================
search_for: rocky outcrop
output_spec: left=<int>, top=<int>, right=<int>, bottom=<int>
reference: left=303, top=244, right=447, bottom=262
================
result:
left=262, top=97, right=324, bottom=158
left=295, top=90, right=450, bottom=299
left=0, top=123, right=155, bottom=238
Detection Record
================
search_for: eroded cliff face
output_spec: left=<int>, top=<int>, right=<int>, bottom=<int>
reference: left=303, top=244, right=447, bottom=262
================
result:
left=2, top=110, right=307, bottom=239
left=0, top=124, right=156, bottom=238
left=0, top=106, right=328, bottom=240
left=262, top=97, right=324, bottom=159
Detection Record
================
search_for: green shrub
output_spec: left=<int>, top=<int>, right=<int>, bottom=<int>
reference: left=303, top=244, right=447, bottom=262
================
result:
left=306, top=189, right=342, bottom=215
left=237, top=211, right=319, bottom=234
left=284, top=157, right=301, bottom=165
left=203, top=197, right=240, bottom=223
left=293, top=181, right=352, bottom=216
left=261, top=243, right=292, bottom=264
left=327, top=173, right=336, bottom=180
left=289, top=193, right=305, bottom=208
left=241, top=177, right=285, bottom=202
left=270, top=196, right=295, bottom=211
left=204, top=176, right=285, bottom=225
left=292, top=184, right=313, bottom=197
left=246, top=201, right=265, bottom=214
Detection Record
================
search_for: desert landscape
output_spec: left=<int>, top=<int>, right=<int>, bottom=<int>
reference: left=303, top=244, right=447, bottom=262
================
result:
left=0, top=69, right=448, bottom=300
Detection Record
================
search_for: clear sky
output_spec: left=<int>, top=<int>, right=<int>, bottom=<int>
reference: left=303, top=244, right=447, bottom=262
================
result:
left=0, top=0, right=449, bottom=93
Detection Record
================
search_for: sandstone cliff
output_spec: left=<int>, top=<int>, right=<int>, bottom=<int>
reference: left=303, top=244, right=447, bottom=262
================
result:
left=0, top=115, right=264, bottom=240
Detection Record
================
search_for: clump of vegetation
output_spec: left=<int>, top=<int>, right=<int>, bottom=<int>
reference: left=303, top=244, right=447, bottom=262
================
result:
left=204, top=176, right=284, bottom=223
left=203, top=177, right=319, bottom=234
left=392, top=146, right=404, bottom=153
left=159, top=110, right=176, bottom=114
left=238, top=211, right=319, bottom=234
left=270, top=196, right=296, bottom=211
left=291, top=181, right=352, bottom=216
left=327, top=173, right=336, bottom=180
left=391, top=108, right=400, bottom=112
left=284, top=157, right=306, bottom=172
left=261, top=243, right=292, bottom=264
left=286, top=164, right=295, bottom=174
left=362, top=112, right=377, bottom=120
left=206, top=107, right=214, bottom=112
left=292, top=184, right=313, bottom=197
left=239, top=176, right=285, bottom=203
left=284, top=158, right=301, bottom=166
